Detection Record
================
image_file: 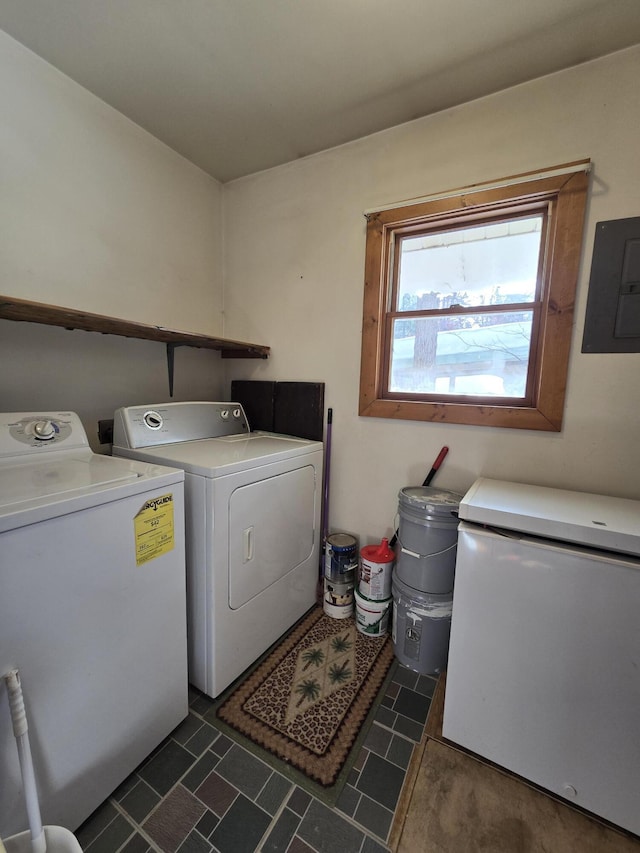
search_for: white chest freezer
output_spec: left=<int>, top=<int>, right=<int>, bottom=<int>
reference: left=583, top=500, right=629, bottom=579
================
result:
left=443, top=478, right=640, bottom=837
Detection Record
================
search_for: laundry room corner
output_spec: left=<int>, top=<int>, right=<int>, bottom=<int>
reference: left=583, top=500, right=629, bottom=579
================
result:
left=0, top=28, right=229, bottom=438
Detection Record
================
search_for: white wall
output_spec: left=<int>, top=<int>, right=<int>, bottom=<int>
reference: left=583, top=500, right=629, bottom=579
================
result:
left=223, top=46, right=640, bottom=544
left=2, top=30, right=638, bottom=530
left=0, top=31, right=226, bottom=447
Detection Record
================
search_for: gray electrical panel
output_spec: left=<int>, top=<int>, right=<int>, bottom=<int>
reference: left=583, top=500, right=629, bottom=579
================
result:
left=582, top=217, right=640, bottom=353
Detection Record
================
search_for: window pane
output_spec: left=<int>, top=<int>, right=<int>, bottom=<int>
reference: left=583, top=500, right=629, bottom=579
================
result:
left=396, top=216, right=542, bottom=312
left=389, top=311, right=534, bottom=398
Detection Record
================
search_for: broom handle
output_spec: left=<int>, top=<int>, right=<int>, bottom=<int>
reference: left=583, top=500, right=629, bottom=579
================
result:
left=320, top=408, right=333, bottom=575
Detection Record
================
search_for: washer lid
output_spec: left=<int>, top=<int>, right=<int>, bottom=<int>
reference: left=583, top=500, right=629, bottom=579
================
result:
left=459, top=478, right=640, bottom=556
left=0, top=454, right=139, bottom=510
left=117, top=432, right=323, bottom=477
left=0, top=452, right=184, bottom=533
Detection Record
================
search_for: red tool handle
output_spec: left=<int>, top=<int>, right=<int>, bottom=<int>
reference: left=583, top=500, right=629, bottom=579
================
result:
left=423, top=446, right=449, bottom=486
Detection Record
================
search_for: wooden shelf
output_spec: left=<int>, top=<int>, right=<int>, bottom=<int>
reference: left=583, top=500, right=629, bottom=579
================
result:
left=0, top=295, right=270, bottom=359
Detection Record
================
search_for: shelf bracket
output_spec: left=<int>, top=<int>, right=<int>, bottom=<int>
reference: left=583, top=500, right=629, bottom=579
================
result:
left=166, top=343, right=188, bottom=398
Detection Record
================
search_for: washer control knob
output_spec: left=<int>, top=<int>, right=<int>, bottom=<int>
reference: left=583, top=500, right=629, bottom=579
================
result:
left=232, top=408, right=242, bottom=419
left=33, top=419, right=56, bottom=440
left=143, top=411, right=163, bottom=430
left=220, top=409, right=229, bottom=420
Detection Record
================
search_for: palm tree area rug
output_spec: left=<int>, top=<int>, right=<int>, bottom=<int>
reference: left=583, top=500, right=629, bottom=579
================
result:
left=216, top=605, right=395, bottom=792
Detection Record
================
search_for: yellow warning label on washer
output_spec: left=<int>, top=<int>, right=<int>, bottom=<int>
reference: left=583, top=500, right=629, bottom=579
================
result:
left=134, top=493, right=175, bottom=565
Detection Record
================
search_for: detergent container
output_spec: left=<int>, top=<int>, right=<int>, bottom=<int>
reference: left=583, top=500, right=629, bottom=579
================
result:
left=359, top=537, right=395, bottom=601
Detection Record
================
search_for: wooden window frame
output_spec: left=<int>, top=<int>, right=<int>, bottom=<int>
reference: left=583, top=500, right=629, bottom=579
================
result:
left=359, top=162, right=590, bottom=431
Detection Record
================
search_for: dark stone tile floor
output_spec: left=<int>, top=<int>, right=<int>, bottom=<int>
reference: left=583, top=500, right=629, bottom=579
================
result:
left=75, top=663, right=436, bottom=853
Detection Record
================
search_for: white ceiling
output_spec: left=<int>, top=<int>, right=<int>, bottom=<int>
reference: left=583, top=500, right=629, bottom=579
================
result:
left=3, top=0, right=640, bottom=183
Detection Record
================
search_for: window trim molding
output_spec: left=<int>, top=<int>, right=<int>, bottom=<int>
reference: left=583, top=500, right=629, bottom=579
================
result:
left=359, top=162, right=590, bottom=431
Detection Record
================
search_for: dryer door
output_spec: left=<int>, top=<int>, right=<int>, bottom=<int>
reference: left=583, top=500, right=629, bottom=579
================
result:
left=228, top=464, right=316, bottom=608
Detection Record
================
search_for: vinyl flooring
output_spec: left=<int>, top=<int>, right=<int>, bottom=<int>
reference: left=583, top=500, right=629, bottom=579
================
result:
left=74, top=662, right=433, bottom=853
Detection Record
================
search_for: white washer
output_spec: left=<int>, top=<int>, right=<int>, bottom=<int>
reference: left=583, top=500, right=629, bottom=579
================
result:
left=113, top=401, right=324, bottom=699
left=0, top=411, right=188, bottom=837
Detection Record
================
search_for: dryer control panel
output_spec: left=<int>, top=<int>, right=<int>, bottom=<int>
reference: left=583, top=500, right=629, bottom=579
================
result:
left=0, top=412, right=88, bottom=457
left=113, top=402, right=250, bottom=448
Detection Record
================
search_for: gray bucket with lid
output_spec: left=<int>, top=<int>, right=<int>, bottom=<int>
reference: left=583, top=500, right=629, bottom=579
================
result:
left=395, top=486, right=462, bottom=593
left=391, top=575, right=453, bottom=675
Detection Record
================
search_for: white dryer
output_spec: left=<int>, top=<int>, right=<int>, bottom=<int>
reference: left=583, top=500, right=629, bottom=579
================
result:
left=113, top=401, right=324, bottom=698
left=0, top=412, right=188, bottom=837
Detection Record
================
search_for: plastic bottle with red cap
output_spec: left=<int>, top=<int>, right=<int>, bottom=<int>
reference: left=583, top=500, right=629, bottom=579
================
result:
left=359, top=537, right=395, bottom=601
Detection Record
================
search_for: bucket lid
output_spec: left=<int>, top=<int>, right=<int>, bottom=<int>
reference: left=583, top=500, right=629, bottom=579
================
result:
left=326, top=532, right=358, bottom=551
left=361, top=537, right=395, bottom=562
left=398, top=486, right=463, bottom=515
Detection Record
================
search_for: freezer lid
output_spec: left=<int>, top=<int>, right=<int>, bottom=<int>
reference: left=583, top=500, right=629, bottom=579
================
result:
left=459, top=478, right=640, bottom=557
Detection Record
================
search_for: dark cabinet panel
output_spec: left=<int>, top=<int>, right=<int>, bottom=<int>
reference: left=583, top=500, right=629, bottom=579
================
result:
left=231, top=380, right=324, bottom=440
